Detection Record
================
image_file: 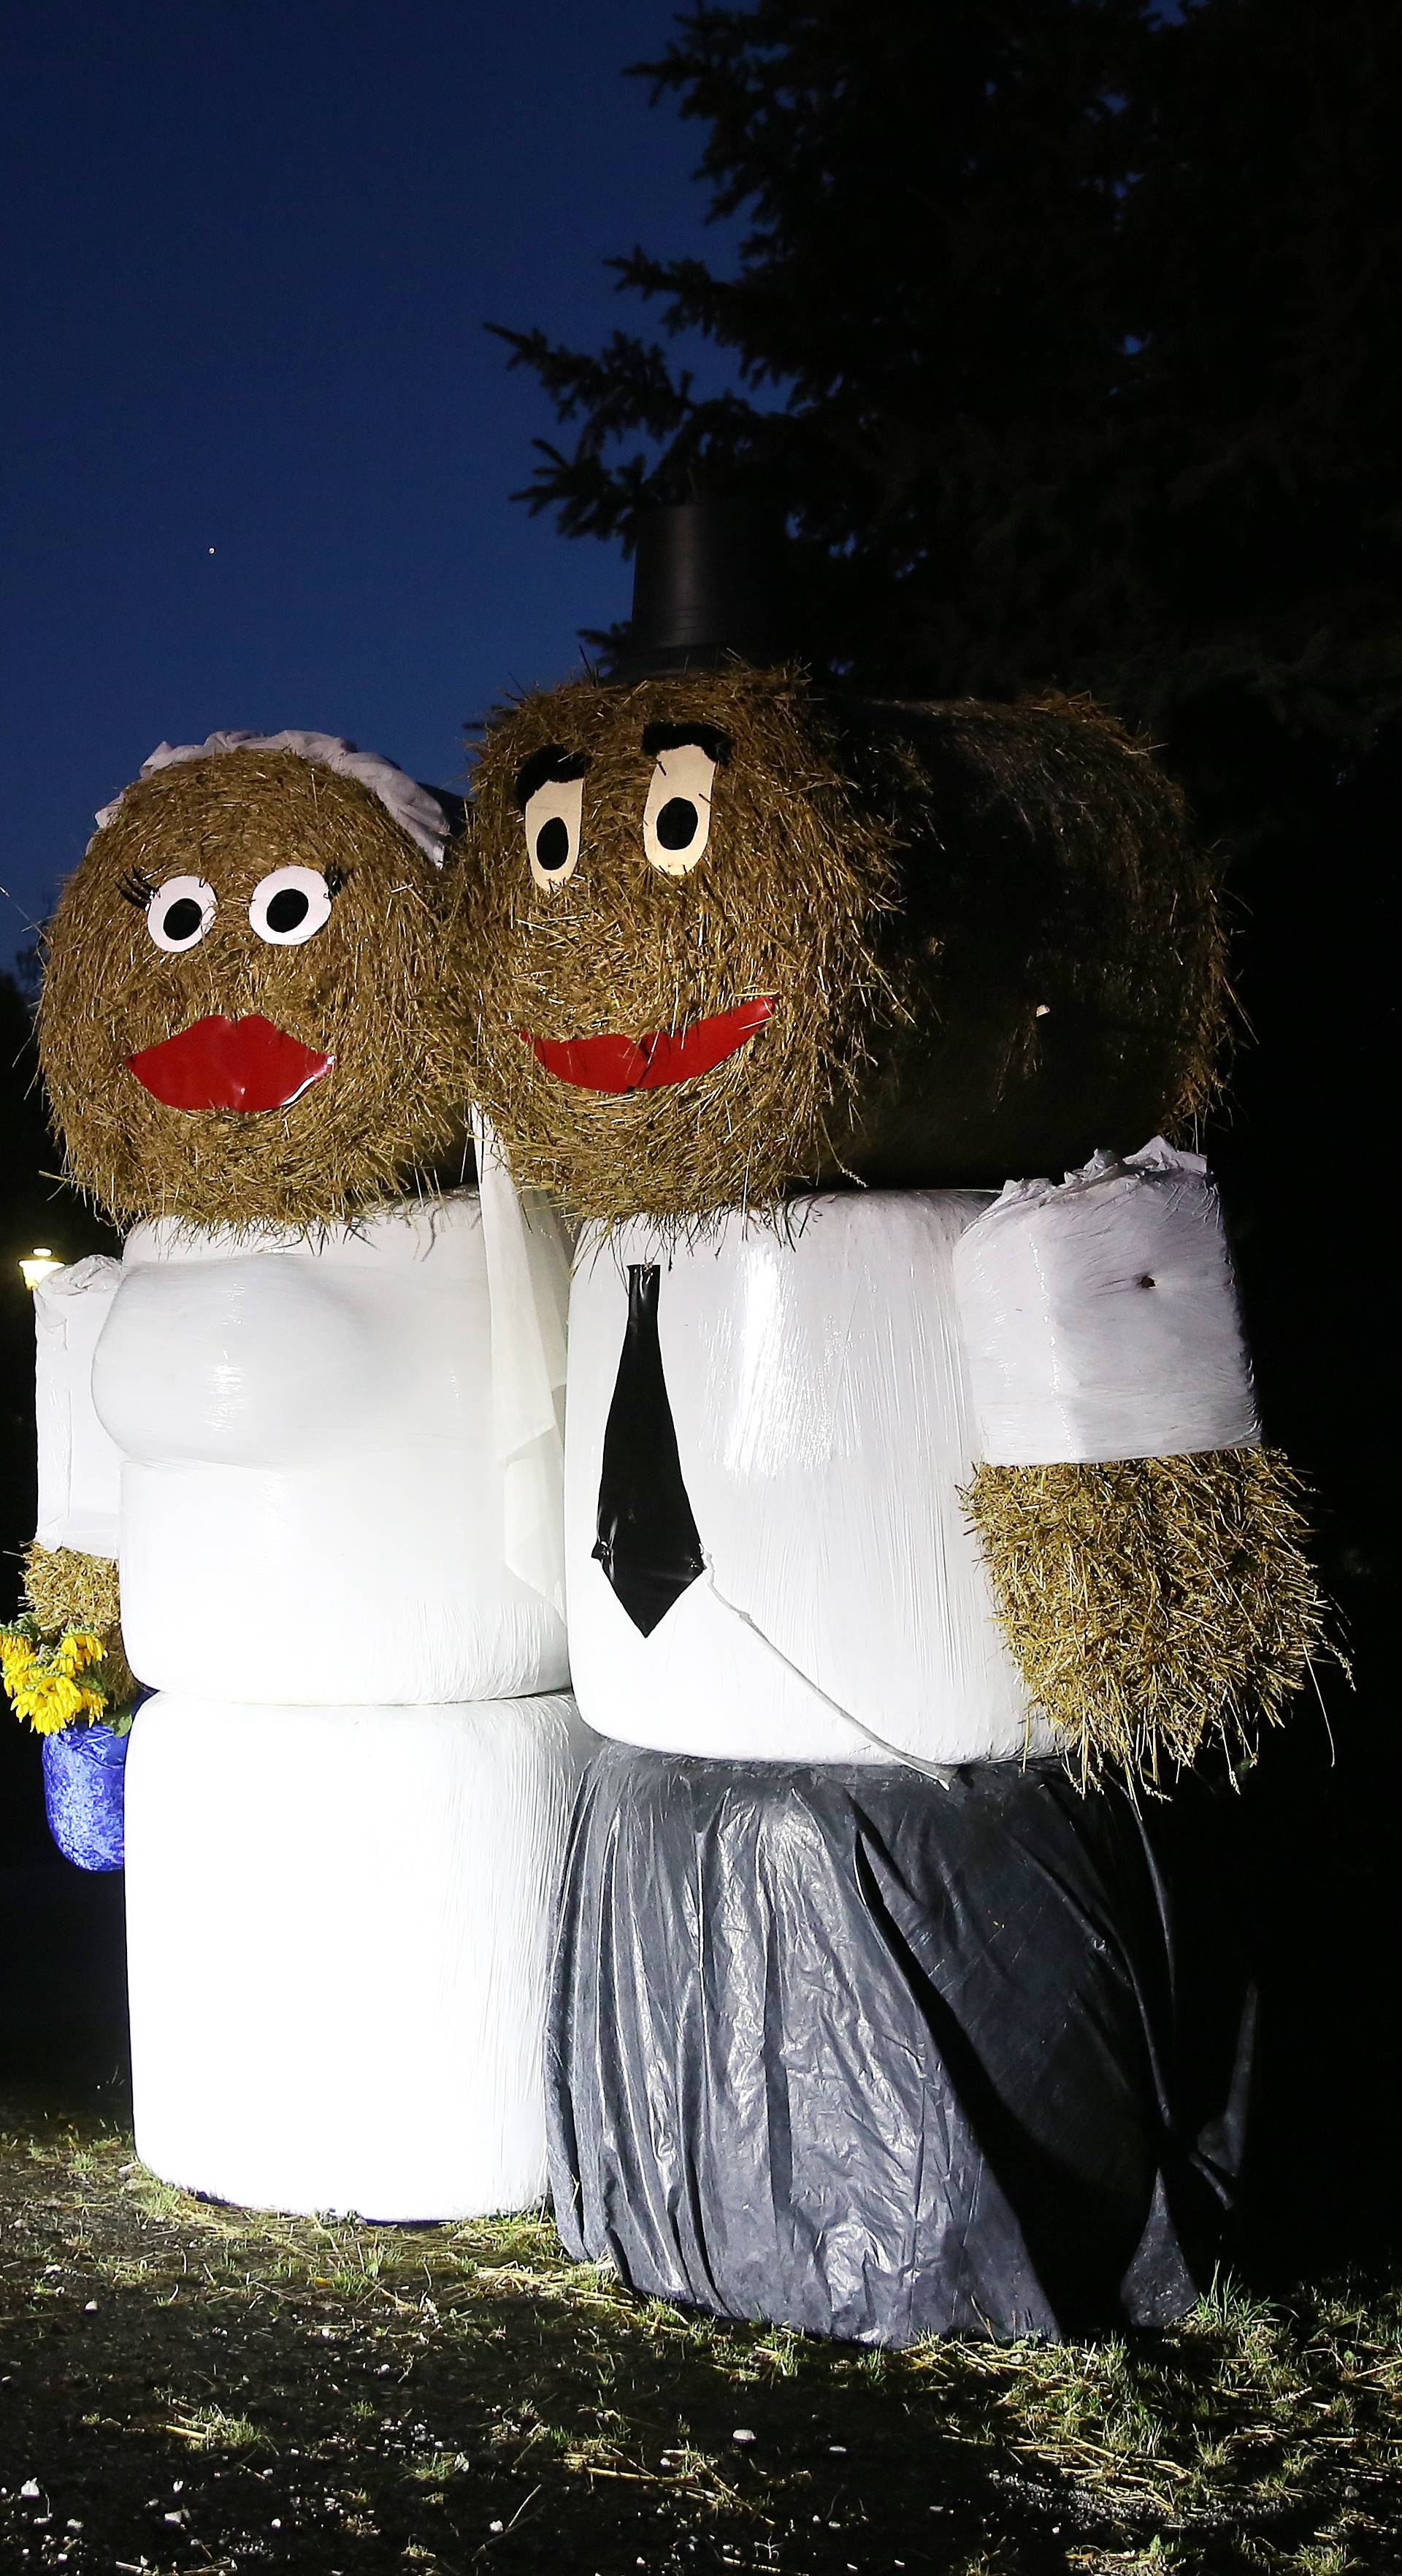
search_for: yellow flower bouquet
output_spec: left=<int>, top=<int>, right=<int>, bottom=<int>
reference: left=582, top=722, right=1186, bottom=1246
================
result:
left=1, top=1616, right=135, bottom=1737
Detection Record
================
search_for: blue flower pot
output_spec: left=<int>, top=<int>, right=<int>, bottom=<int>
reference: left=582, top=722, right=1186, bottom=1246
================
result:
left=42, top=1719, right=130, bottom=1872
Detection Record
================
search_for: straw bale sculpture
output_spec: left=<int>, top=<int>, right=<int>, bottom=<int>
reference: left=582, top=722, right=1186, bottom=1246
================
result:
left=464, top=501, right=1322, bottom=2342
left=19, top=730, right=583, bottom=2220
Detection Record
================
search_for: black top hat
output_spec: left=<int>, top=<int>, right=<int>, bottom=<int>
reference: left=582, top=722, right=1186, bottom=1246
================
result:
left=608, top=497, right=787, bottom=681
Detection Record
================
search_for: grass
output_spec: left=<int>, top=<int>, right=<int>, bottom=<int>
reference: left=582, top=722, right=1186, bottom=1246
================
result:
left=1, top=2084, right=1398, bottom=2575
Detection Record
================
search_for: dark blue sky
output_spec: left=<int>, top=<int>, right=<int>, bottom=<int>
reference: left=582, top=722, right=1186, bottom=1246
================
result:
left=1, top=0, right=732, bottom=946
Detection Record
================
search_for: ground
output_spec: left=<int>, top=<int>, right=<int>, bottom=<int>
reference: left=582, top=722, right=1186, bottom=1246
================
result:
left=1, top=2079, right=1398, bottom=2576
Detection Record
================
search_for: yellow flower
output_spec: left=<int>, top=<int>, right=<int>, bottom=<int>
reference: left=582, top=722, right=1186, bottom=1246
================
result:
left=3, top=1625, right=110, bottom=1731
left=1, top=1631, right=38, bottom=1684
left=15, top=1673, right=88, bottom=1733
left=52, top=1629, right=104, bottom=1677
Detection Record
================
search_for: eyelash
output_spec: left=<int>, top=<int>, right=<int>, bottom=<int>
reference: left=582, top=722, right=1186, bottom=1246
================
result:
left=120, top=865, right=347, bottom=909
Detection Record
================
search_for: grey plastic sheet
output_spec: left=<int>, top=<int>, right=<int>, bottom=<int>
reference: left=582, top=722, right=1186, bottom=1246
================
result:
left=548, top=1746, right=1252, bottom=2344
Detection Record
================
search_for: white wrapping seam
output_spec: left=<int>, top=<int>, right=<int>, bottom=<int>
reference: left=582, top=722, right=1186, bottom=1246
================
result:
left=93, top=730, right=453, bottom=865
left=953, top=1139, right=1261, bottom=1467
left=700, top=1566, right=977, bottom=1782
left=33, top=1255, right=124, bottom=1557
left=472, top=1109, right=573, bottom=1618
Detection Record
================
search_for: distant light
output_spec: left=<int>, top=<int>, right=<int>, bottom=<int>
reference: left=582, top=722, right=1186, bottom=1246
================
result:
left=20, top=1248, right=62, bottom=1291
left=208, top=546, right=217, bottom=555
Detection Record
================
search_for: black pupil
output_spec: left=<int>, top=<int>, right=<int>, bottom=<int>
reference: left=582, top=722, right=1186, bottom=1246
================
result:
left=656, top=797, right=699, bottom=852
left=161, top=897, right=204, bottom=942
left=267, top=887, right=311, bottom=933
left=535, top=816, right=571, bottom=872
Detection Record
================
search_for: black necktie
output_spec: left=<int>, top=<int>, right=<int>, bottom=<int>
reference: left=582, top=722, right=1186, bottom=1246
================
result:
left=594, top=1263, right=705, bottom=1637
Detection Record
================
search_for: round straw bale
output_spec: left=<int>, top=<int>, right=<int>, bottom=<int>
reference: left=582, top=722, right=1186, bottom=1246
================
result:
left=40, top=749, right=469, bottom=1232
left=465, top=665, right=890, bottom=1226
left=464, top=670, right=1225, bottom=1226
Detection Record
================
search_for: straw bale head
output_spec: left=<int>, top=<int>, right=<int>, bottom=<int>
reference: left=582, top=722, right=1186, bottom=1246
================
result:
left=466, top=673, right=1225, bottom=1225
left=466, top=668, right=891, bottom=1223
left=40, top=744, right=467, bottom=1231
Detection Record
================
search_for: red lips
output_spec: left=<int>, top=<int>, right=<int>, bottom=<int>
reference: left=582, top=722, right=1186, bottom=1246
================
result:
left=526, top=996, right=775, bottom=1093
left=126, top=1014, right=334, bottom=1113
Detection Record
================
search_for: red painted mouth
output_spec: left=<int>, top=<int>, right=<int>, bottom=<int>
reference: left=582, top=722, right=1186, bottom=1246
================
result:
left=126, top=1014, right=334, bottom=1113
left=525, top=996, right=775, bottom=1093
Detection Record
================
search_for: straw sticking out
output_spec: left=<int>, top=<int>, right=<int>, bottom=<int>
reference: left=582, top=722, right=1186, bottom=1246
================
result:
left=21, top=1542, right=137, bottom=1712
left=23, top=1543, right=120, bottom=1635
left=963, top=1448, right=1331, bottom=1791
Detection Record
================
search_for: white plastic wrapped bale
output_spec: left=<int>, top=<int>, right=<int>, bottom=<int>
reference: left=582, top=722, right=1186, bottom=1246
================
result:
left=91, top=1194, right=570, bottom=1702
left=34, top=1255, right=124, bottom=1559
left=565, top=1191, right=1054, bottom=1767
left=951, top=1139, right=1260, bottom=1465
left=124, top=1692, right=587, bottom=2218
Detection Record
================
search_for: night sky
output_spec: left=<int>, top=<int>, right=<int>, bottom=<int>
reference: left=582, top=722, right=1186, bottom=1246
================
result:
left=1, top=0, right=731, bottom=947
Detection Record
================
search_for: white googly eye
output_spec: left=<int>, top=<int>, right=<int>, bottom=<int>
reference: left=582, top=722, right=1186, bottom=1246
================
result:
left=643, top=744, right=718, bottom=876
left=248, top=865, right=336, bottom=946
left=523, top=776, right=583, bottom=891
left=145, top=876, right=217, bottom=953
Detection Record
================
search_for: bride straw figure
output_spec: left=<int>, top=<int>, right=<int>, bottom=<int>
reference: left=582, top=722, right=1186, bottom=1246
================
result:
left=22, top=730, right=583, bottom=2220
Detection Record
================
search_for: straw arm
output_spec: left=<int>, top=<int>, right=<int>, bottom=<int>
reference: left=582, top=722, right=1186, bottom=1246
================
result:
left=20, top=1541, right=138, bottom=1716
left=962, top=1448, right=1331, bottom=1793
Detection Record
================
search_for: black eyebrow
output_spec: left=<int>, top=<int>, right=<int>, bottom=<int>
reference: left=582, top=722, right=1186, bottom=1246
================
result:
left=119, top=868, right=154, bottom=909
left=514, top=744, right=592, bottom=809
left=640, top=722, right=732, bottom=766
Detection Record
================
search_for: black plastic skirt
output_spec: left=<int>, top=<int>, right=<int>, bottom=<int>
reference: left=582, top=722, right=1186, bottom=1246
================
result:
left=547, top=1743, right=1253, bottom=2344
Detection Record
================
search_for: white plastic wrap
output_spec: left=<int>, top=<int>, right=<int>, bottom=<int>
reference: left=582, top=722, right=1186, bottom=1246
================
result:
left=952, top=1139, right=1260, bottom=1465
left=91, top=1195, right=570, bottom=1701
left=472, top=1110, right=572, bottom=1620
left=33, top=1256, right=125, bottom=1559
left=566, top=1193, right=1053, bottom=1767
left=123, top=1692, right=588, bottom=2218
left=95, top=730, right=452, bottom=864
